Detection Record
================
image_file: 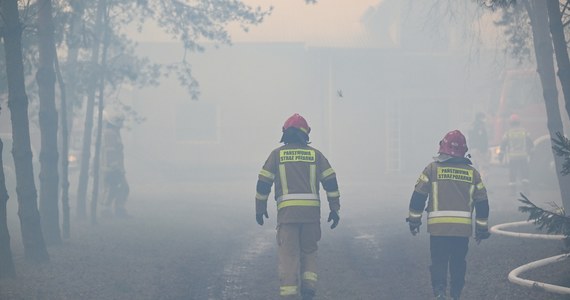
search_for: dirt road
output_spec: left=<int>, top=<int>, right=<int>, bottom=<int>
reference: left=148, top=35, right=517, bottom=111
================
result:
left=1, top=169, right=569, bottom=300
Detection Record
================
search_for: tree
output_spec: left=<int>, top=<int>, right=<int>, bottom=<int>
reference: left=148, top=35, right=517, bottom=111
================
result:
left=59, top=1, right=86, bottom=235
left=525, top=0, right=570, bottom=211
left=71, top=0, right=270, bottom=220
left=546, top=1, right=570, bottom=130
left=0, top=128, right=16, bottom=278
left=75, top=0, right=106, bottom=220
left=90, top=2, right=111, bottom=225
left=1, top=0, right=49, bottom=263
left=37, top=0, right=61, bottom=245
left=55, top=48, right=71, bottom=239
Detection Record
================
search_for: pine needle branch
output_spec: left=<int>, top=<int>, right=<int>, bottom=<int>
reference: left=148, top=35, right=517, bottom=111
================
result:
left=518, top=193, right=570, bottom=250
left=552, top=132, right=570, bottom=175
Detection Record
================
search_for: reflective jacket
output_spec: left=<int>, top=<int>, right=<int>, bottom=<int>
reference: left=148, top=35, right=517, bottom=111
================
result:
left=412, top=158, right=488, bottom=237
left=256, top=143, right=340, bottom=224
left=500, top=127, right=533, bottom=161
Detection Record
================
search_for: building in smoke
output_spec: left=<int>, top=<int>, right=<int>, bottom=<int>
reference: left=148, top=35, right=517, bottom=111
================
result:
left=123, top=41, right=503, bottom=185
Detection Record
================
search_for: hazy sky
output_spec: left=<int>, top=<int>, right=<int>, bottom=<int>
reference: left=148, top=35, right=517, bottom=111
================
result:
left=129, top=0, right=381, bottom=46
left=230, top=0, right=380, bottom=45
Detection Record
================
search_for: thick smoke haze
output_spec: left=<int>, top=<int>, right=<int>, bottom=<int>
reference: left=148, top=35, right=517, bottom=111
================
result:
left=1, top=1, right=568, bottom=299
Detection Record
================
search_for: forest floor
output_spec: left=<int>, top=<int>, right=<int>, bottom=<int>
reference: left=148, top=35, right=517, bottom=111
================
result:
left=0, top=166, right=569, bottom=300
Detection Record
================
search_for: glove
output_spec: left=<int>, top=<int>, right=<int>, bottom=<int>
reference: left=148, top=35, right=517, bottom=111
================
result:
left=406, top=217, right=421, bottom=236
left=475, top=226, right=491, bottom=244
left=256, top=211, right=268, bottom=226
left=327, top=210, right=340, bottom=229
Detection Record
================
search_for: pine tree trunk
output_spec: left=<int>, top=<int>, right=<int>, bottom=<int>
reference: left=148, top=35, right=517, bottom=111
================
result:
left=1, top=0, right=49, bottom=263
left=526, top=0, right=570, bottom=209
left=546, top=0, right=570, bottom=123
left=64, top=1, right=85, bottom=134
left=0, top=138, right=16, bottom=278
left=62, top=0, right=85, bottom=233
left=37, top=0, right=61, bottom=245
left=545, top=0, right=570, bottom=210
left=55, top=50, right=71, bottom=239
left=76, top=0, right=105, bottom=220
left=91, top=7, right=110, bottom=225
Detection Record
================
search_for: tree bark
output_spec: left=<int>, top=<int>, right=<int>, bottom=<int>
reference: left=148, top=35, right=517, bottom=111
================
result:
left=546, top=1, right=570, bottom=126
left=0, top=138, right=16, bottom=278
left=77, top=0, right=105, bottom=220
left=64, top=1, right=85, bottom=134
left=91, top=6, right=110, bottom=225
left=1, top=0, right=49, bottom=263
left=37, top=0, right=61, bottom=245
left=54, top=47, right=70, bottom=239
left=526, top=0, right=570, bottom=210
left=545, top=0, right=570, bottom=211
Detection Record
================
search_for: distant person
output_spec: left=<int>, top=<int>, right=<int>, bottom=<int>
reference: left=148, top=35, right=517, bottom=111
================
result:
left=255, top=113, right=341, bottom=300
left=101, top=110, right=130, bottom=218
left=468, top=112, right=489, bottom=175
left=407, top=130, right=490, bottom=300
left=499, top=114, right=533, bottom=195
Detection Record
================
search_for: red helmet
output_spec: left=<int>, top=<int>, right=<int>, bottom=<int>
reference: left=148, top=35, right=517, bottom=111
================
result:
left=509, top=113, right=520, bottom=124
left=438, top=130, right=468, bottom=157
left=283, top=113, right=311, bottom=134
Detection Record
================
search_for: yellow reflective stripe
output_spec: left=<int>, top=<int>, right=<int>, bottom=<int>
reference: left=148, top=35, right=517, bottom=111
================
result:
left=469, top=185, right=475, bottom=210
left=432, top=182, right=439, bottom=211
left=476, top=219, right=488, bottom=226
left=255, top=192, right=269, bottom=201
left=428, top=217, right=472, bottom=225
left=476, top=182, right=485, bottom=190
left=280, top=285, right=298, bottom=296
left=277, top=200, right=320, bottom=210
left=302, top=271, right=318, bottom=282
left=259, top=169, right=274, bottom=180
left=278, top=193, right=319, bottom=202
left=428, top=211, right=471, bottom=218
left=310, top=165, right=317, bottom=194
left=508, top=130, right=527, bottom=155
left=326, top=190, right=340, bottom=198
left=321, top=168, right=335, bottom=179
left=409, top=211, right=422, bottom=218
left=279, top=164, right=288, bottom=195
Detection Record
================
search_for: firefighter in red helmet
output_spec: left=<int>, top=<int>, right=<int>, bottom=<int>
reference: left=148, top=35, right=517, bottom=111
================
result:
left=255, top=113, right=340, bottom=300
left=407, top=130, right=490, bottom=300
left=499, top=114, right=533, bottom=195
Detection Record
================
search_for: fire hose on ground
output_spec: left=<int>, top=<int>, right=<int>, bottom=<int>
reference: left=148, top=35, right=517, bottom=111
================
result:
left=490, top=220, right=570, bottom=295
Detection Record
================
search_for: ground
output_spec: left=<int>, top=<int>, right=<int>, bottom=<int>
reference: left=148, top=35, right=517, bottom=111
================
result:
left=0, top=166, right=569, bottom=300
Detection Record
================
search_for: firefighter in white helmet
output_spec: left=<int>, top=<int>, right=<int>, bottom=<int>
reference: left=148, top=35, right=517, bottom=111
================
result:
left=407, top=130, right=490, bottom=300
left=101, top=109, right=130, bottom=218
left=255, top=113, right=340, bottom=300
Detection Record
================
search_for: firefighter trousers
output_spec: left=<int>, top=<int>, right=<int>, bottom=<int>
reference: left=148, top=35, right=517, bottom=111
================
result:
left=508, top=158, right=530, bottom=192
left=429, top=235, right=469, bottom=298
left=277, top=222, right=321, bottom=299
